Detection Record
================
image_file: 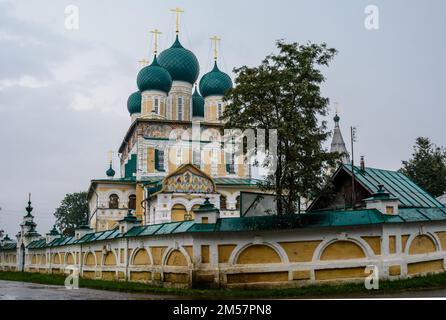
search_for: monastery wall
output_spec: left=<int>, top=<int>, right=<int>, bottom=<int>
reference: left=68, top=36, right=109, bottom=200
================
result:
left=2, top=220, right=446, bottom=289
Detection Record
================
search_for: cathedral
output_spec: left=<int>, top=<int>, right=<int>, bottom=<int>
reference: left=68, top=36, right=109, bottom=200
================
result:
left=3, top=9, right=446, bottom=289
left=88, top=15, right=263, bottom=232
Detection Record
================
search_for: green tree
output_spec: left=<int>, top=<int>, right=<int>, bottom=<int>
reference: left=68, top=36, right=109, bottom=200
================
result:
left=53, top=192, right=88, bottom=235
left=222, top=41, right=341, bottom=215
left=400, top=137, right=446, bottom=198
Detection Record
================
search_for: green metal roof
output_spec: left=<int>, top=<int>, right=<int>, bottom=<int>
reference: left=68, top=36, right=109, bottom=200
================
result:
left=214, top=177, right=261, bottom=186
left=343, top=164, right=444, bottom=208
left=19, top=207, right=446, bottom=252
left=0, top=242, right=17, bottom=250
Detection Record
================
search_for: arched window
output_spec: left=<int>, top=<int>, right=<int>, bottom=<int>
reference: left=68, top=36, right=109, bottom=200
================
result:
left=235, top=196, right=240, bottom=211
left=177, top=97, right=183, bottom=120
left=109, top=194, right=119, bottom=209
left=128, top=195, right=136, bottom=210
left=220, top=194, right=227, bottom=210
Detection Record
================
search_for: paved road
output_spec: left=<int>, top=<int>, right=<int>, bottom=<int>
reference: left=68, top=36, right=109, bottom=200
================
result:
left=2, top=279, right=446, bottom=299
left=0, top=280, right=180, bottom=300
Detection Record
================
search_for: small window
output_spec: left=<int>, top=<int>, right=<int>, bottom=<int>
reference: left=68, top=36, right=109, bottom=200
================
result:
left=386, top=206, right=394, bottom=214
left=155, top=149, right=165, bottom=171
left=220, top=194, right=227, bottom=210
left=226, top=152, right=235, bottom=174
left=167, top=97, right=172, bottom=119
left=217, top=102, right=223, bottom=119
left=154, top=97, right=159, bottom=114
left=109, top=194, right=119, bottom=209
left=202, top=217, right=209, bottom=224
left=177, top=97, right=183, bottom=120
left=128, top=195, right=136, bottom=210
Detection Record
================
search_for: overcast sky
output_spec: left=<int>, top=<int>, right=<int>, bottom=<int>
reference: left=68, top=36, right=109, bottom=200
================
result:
left=0, top=0, right=445, bottom=236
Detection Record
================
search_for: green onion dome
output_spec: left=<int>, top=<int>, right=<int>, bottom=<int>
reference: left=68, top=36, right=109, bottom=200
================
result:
left=199, top=62, right=233, bottom=98
left=127, top=91, right=141, bottom=114
left=106, top=163, right=115, bottom=178
left=158, top=35, right=200, bottom=84
left=192, top=86, right=204, bottom=117
left=137, top=56, right=172, bottom=93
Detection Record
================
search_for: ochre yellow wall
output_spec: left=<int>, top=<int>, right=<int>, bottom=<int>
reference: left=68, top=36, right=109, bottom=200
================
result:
left=236, top=245, right=281, bottom=264
left=279, top=241, right=321, bottom=262
left=171, top=204, right=187, bottom=222
left=52, top=253, right=61, bottom=265
left=315, top=267, right=366, bottom=281
left=402, top=234, right=410, bottom=253
left=389, top=236, right=396, bottom=254
left=436, top=232, right=446, bottom=251
left=409, top=235, right=437, bottom=255
left=218, top=245, right=237, bottom=263
left=227, top=272, right=288, bottom=284
left=101, top=271, right=115, bottom=281
left=147, top=148, right=155, bottom=173
left=83, top=271, right=95, bottom=279
left=164, top=273, right=189, bottom=283
left=361, top=236, right=381, bottom=255
left=120, top=249, right=124, bottom=264
left=218, top=152, right=226, bottom=176
left=320, top=241, right=366, bottom=261
left=150, top=247, right=167, bottom=265
left=133, top=249, right=151, bottom=265
left=95, top=251, right=102, bottom=265
left=292, top=270, right=311, bottom=280
left=130, top=271, right=151, bottom=281
left=389, top=265, right=401, bottom=276
left=85, top=252, right=95, bottom=266
left=166, top=250, right=188, bottom=266
left=104, top=252, right=116, bottom=266
left=201, top=245, right=210, bottom=263
left=135, top=184, right=144, bottom=219
left=66, top=253, right=74, bottom=265
left=183, top=246, right=193, bottom=260
left=407, top=259, right=443, bottom=275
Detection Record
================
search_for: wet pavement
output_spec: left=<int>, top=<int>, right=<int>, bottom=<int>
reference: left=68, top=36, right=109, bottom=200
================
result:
left=0, top=280, right=180, bottom=300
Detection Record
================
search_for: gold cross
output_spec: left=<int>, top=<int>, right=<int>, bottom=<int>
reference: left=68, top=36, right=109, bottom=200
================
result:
left=210, top=35, right=221, bottom=61
left=138, top=58, right=149, bottom=67
left=150, top=29, right=162, bottom=54
left=170, top=7, right=184, bottom=34
left=108, top=150, right=113, bottom=164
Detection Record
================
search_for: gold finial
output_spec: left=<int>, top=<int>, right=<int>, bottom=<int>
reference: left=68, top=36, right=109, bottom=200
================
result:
left=334, top=101, right=339, bottom=114
left=170, top=7, right=184, bottom=34
left=108, top=150, right=113, bottom=164
left=210, top=35, right=221, bottom=61
left=150, top=29, right=162, bottom=55
left=138, top=58, right=149, bottom=67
